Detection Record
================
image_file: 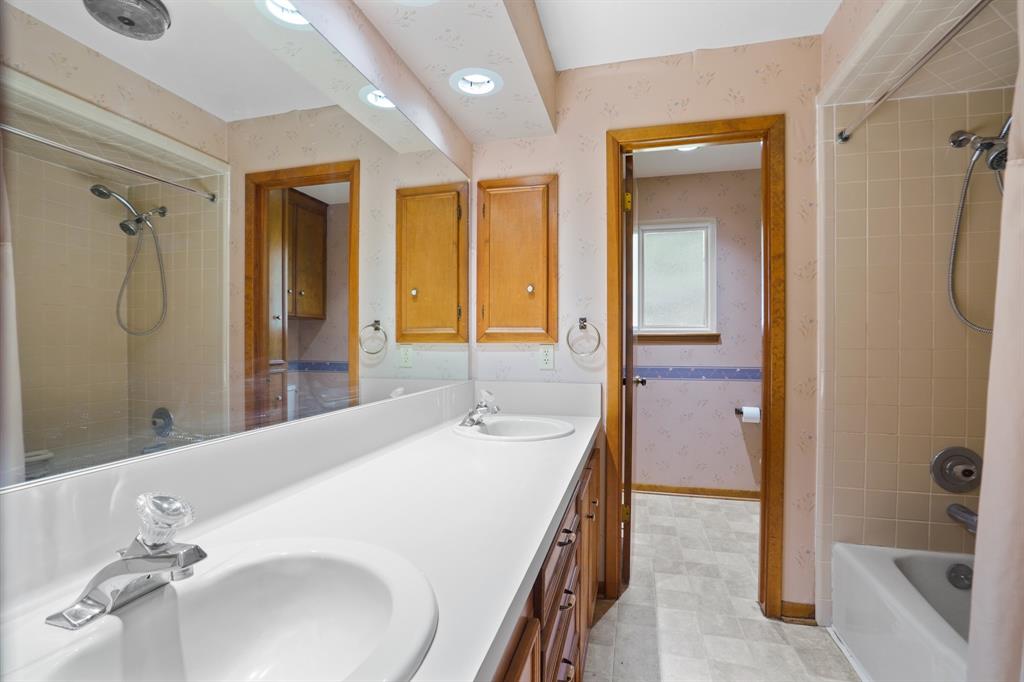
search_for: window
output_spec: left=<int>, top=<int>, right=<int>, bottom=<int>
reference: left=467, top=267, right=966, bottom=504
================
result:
left=633, top=220, right=717, bottom=335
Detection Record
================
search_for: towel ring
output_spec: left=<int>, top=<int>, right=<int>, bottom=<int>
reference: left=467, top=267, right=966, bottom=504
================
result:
left=358, top=320, right=388, bottom=355
left=566, top=317, right=601, bottom=357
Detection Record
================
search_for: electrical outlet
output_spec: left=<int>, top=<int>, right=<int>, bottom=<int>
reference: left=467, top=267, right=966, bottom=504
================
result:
left=538, top=345, right=554, bottom=370
left=399, top=345, right=413, bottom=368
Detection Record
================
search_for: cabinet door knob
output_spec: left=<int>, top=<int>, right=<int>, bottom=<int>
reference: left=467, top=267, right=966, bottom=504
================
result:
left=275, top=395, right=283, bottom=402
left=299, top=290, right=306, bottom=296
left=526, top=283, right=535, bottom=294
left=410, top=288, right=418, bottom=298
left=287, top=288, right=293, bottom=294
left=586, top=512, right=595, bottom=519
left=633, top=376, right=647, bottom=386
left=272, top=314, right=281, bottom=320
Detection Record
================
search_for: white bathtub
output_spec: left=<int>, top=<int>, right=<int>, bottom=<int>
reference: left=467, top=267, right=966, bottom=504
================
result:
left=831, top=543, right=973, bottom=682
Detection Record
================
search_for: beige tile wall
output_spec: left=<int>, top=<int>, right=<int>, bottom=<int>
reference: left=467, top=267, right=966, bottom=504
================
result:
left=125, top=178, right=227, bottom=440
left=5, top=150, right=130, bottom=463
left=819, top=88, right=1008, bottom=591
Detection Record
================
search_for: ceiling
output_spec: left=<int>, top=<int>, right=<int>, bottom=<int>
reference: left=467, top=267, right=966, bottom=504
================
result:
left=829, top=0, right=1018, bottom=104
left=296, top=182, right=351, bottom=205
left=354, top=0, right=555, bottom=142
left=633, top=142, right=762, bottom=178
left=535, top=0, right=841, bottom=71
left=7, top=0, right=434, bottom=153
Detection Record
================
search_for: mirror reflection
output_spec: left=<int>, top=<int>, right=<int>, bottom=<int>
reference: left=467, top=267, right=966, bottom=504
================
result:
left=0, top=0, right=469, bottom=485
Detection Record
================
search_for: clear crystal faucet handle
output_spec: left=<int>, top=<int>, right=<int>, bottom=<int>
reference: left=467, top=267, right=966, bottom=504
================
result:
left=135, top=492, right=195, bottom=546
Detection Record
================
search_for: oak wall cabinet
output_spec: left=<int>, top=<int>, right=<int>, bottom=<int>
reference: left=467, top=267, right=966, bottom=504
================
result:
left=287, top=189, right=327, bottom=320
left=396, top=183, right=469, bottom=343
left=477, top=175, right=558, bottom=343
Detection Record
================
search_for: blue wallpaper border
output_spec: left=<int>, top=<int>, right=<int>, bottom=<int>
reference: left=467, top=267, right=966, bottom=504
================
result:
left=288, top=360, right=349, bottom=373
left=635, top=365, right=762, bottom=382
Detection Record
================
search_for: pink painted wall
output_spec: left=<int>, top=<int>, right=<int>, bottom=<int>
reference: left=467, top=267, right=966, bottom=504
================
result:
left=820, top=0, right=887, bottom=88
left=471, top=36, right=821, bottom=603
left=634, top=170, right=763, bottom=492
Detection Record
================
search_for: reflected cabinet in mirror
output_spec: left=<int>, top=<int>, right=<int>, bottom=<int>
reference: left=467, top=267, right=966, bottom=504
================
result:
left=0, top=1, right=468, bottom=486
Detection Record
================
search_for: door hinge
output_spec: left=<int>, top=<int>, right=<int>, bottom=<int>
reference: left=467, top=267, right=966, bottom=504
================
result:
left=623, top=191, right=632, bottom=212
left=457, top=204, right=462, bottom=221
left=621, top=504, right=631, bottom=524
left=482, top=203, right=486, bottom=218
left=457, top=304, right=462, bottom=320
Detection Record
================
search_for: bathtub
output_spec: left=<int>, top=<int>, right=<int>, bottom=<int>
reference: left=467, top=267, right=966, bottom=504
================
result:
left=831, top=543, right=973, bottom=682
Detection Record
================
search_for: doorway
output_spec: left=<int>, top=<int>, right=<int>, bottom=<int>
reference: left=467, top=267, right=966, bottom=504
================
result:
left=244, top=161, right=360, bottom=430
left=604, top=116, right=788, bottom=619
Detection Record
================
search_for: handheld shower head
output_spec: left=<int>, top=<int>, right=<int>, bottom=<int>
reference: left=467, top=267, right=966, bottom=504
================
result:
left=119, top=219, right=140, bottom=236
left=90, top=184, right=113, bottom=199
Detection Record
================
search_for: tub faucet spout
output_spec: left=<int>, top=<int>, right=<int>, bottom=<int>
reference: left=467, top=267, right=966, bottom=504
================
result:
left=946, top=503, right=977, bottom=534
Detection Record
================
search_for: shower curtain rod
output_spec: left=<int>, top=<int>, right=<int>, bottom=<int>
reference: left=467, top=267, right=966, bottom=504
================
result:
left=0, top=123, right=217, bottom=202
left=836, top=0, right=994, bottom=144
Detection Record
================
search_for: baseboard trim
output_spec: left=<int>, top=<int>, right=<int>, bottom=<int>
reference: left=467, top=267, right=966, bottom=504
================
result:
left=632, top=483, right=760, bottom=501
left=780, top=601, right=816, bottom=624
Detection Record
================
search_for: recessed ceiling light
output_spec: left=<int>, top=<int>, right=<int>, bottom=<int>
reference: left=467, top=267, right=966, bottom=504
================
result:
left=261, top=0, right=309, bottom=27
left=676, top=144, right=707, bottom=152
left=360, top=85, right=396, bottom=109
left=449, top=68, right=503, bottom=97
left=396, top=0, right=438, bottom=5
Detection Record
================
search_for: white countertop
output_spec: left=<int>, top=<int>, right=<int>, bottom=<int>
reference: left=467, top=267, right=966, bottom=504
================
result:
left=4, top=412, right=599, bottom=681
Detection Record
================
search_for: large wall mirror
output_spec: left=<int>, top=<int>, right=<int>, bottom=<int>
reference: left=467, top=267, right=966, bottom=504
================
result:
left=0, top=0, right=469, bottom=486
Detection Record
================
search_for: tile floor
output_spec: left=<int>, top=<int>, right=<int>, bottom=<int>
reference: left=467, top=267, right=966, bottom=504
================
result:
left=584, top=493, right=858, bottom=682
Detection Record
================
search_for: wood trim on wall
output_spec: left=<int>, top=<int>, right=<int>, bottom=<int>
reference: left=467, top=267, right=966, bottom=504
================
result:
left=780, top=601, right=816, bottom=625
left=605, top=115, right=787, bottom=617
left=634, top=333, right=721, bottom=345
left=476, top=174, right=559, bottom=343
left=395, top=182, right=469, bottom=343
left=632, top=483, right=760, bottom=501
left=244, top=160, right=360, bottom=425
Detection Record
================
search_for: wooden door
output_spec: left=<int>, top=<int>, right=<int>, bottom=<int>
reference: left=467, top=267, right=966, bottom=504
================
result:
left=477, top=175, right=558, bottom=343
left=289, top=189, right=327, bottom=319
left=396, top=183, right=468, bottom=342
left=621, top=154, right=636, bottom=588
left=266, top=189, right=287, bottom=370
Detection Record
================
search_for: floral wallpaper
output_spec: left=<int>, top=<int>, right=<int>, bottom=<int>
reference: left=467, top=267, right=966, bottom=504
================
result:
left=634, top=170, right=762, bottom=492
left=471, top=37, right=822, bottom=603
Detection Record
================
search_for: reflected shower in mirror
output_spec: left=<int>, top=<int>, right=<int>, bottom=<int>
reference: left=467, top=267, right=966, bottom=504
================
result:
left=0, top=0, right=468, bottom=486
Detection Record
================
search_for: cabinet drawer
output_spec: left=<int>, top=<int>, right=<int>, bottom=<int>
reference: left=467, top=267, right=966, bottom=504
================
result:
left=542, top=562, right=579, bottom=682
left=539, top=496, right=580, bottom=626
left=555, top=623, right=580, bottom=682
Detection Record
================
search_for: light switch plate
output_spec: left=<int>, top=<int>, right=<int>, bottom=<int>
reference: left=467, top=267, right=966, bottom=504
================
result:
left=399, top=345, right=413, bottom=368
left=538, top=345, right=554, bottom=370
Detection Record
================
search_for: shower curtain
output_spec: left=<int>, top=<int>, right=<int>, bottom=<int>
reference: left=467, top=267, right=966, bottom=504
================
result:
left=967, top=2, right=1024, bottom=679
left=0, top=135, right=26, bottom=486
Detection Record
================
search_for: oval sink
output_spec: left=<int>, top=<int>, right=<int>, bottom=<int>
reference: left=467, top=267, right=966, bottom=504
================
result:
left=454, top=415, right=574, bottom=442
left=4, top=539, right=437, bottom=681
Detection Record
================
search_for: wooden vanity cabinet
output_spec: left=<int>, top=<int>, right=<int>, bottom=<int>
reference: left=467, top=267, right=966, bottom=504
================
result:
left=396, top=183, right=469, bottom=342
left=494, top=448, right=600, bottom=682
left=476, top=175, right=558, bottom=343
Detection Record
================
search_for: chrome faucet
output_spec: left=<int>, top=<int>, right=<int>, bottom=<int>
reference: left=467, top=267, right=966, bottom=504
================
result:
left=947, top=503, right=978, bottom=534
left=46, top=493, right=207, bottom=630
left=460, top=389, right=500, bottom=427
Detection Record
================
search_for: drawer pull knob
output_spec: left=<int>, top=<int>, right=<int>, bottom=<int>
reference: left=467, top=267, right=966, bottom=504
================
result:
left=560, top=662, right=576, bottom=682
left=559, top=591, right=576, bottom=611
left=586, top=512, right=595, bottom=519
left=299, top=290, right=306, bottom=296
left=556, top=530, right=577, bottom=547
left=275, top=395, right=283, bottom=402
left=592, top=498, right=599, bottom=508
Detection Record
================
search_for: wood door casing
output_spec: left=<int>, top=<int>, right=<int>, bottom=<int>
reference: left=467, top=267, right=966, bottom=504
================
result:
left=288, top=189, right=327, bottom=320
left=396, top=183, right=469, bottom=342
left=604, top=116, right=787, bottom=616
left=477, top=175, right=558, bottom=343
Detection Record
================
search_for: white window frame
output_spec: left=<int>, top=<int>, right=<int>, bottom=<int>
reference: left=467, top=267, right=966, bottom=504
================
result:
left=633, top=218, right=718, bottom=335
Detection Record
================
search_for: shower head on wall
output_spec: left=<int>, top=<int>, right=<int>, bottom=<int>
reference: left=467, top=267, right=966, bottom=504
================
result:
left=83, top=0, right=171, bottom=41
left=89, top=184, right=141, bottom=235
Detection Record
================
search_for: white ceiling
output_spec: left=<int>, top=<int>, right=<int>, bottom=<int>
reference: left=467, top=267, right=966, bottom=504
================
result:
left=295, top=182, right=350, bottom=205
left=7, top=0, right=435, bottom=153
left=354, top=0, right=555, bottom=142
left=536, top=0, right=842, bottom=71
left=634, top=142, right=762, bottom=178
